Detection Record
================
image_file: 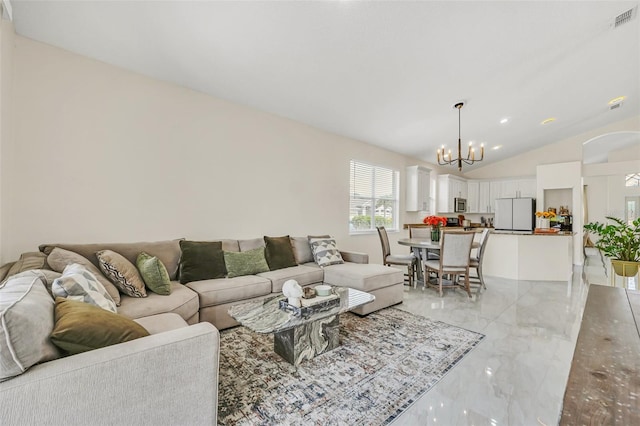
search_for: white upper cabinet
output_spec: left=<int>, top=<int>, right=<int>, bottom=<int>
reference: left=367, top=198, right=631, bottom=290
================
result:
left=437, top=174, right=467, bottom=213
left=498, top=177, right=536, bottom=199
left=406, top=166, right=431, bottom=211
left=467, top=180, right=480, bottom=213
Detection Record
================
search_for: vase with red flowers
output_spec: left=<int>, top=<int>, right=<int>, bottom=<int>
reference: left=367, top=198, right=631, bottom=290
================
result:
left=423, top=215, right=447, bottom=242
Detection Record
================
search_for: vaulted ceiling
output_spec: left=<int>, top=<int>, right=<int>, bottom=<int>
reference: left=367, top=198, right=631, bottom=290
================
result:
left=10, top=1, right=640, bottom=169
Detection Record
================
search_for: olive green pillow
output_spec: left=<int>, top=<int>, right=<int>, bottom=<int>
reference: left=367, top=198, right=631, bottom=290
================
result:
left=136, top=252, right=171, bottom=295
left=264, top=235, right=297, bottom=271
left=179, top=240, right=226, bottom=284
left=50, top=297, right=150, bottom=355
left=224, top=247, right=270, bottom=278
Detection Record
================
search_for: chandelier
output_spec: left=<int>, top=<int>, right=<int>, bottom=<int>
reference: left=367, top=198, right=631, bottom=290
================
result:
left=436, top=102, right=484, bottom=171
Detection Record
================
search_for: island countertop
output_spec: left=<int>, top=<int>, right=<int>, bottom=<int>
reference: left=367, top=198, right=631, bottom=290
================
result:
left=491, top=230, right=575, bottom=236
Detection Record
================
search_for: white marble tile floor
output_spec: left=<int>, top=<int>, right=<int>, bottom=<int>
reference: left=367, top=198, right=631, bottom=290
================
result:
left=390, top=248, right=614, bottom=426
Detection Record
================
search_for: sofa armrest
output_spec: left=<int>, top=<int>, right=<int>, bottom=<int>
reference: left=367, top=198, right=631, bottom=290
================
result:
left=340, top=250, right=369, bottom=264
left=0, top=322, right=219, bottom=426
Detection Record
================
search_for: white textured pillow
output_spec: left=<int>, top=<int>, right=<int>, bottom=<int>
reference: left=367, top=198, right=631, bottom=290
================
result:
left=52, top=264, right=117, bottom=313
left=0, top=275, right=61, bottom=381
left=309, top=238, right=345, bottom=267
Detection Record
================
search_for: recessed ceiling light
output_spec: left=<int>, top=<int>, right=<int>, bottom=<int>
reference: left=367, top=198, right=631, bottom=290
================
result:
left=608, top=96, right=626, bottom=105
left=492, top=145, right=502, bottom=150
left=500, top=117, right=509, bottom=124
left=541, top=117, right=556, bottom=125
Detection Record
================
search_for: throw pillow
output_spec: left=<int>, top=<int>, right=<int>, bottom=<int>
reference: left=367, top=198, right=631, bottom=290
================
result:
left=264, top=235, right=297, bottom=270
left=51, top=264, right=117, bottom=313
left=4, top=269, right=62, bottom=298
left=290, top=237, right=314, bottom=264
left=96, top=250, right=147, bottom=298
left=224, top=247, right=270, bottom=278
left=0, top=274, right=61, bottom=381
left=5, top=252, right=49, bottom=279
left=50, top=297, right=150, bottom=355
left=47, top=247, right=121, bottom=306
left=309, top=238, right=345, bottom=267
left=136, top=252, right=171, bottom=295
left=178, top=240, right=226, bottom=284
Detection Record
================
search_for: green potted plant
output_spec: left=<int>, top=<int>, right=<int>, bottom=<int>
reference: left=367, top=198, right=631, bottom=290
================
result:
left=584, top=217, right=640, bottom=276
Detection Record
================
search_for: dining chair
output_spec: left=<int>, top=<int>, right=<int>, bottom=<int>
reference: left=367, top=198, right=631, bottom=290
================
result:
left=468, top=229, right=490, bottom=290
left=409, top=225, right=440, bottom=262
left=424, top=231, right=475, bottom=297
left=376, top=226, right=416, bottom=288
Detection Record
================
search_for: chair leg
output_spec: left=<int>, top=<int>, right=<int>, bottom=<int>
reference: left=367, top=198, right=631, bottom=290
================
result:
left=464, top=270, right=472, bottom=298
left=478, top=264, right=486, bottom=290
left=439, top=272, right=443, bottom=297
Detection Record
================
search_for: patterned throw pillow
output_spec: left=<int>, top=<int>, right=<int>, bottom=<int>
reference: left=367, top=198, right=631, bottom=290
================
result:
left=224, top=247, right=270, bottom=278
left=309, top=238, right=345, bottom=267
left=47, top=247, right=121, bottom=306
left=136, top=252, right=171, bottom=295
left=51, top=264, right=117, bottom=313
left=0, top=274, right=61, bottom=381
left=96, top=250, right=147, bottom=298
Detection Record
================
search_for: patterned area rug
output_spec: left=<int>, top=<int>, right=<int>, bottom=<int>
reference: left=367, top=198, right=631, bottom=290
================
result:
left=218, top=307, right=484, bottom=425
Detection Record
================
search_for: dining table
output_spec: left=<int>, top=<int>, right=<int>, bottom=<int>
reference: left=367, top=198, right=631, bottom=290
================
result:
left=398, top=236, right=480, bottom=286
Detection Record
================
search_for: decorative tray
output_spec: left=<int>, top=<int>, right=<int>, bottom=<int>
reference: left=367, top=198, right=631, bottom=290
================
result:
left=279, top=295, right=340, bottom=318
left=534, top=228, right=560, bottom=234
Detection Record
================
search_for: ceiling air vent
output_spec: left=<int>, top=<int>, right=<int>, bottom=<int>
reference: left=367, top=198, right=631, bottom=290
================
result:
left=610, top=102, right=623, bottom=111
left=614, top=7, right=637, bottom=28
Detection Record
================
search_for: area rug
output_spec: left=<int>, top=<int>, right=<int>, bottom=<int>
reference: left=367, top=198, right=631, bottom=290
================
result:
left=217, top=307, right=484, bottom=425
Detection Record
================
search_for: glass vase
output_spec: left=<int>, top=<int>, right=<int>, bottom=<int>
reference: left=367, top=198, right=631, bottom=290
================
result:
left=431, top=227, right=441, bottom=242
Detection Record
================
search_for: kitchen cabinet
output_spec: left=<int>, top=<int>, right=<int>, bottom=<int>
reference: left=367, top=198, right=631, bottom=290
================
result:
left=437, top=174, right=467, bottom=213
left=468, top=180, right=494, bottom=213
left=498, top=177, right=536, bottom=198
left=405, top=166, right=431, bottom=211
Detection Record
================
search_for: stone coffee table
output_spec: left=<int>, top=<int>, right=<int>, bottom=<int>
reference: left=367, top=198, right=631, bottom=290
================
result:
left=228, top=286, right=374, bottom=366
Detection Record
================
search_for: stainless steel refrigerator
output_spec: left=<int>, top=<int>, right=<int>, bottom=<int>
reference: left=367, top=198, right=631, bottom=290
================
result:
left=494, top=198, right=536, bottom=231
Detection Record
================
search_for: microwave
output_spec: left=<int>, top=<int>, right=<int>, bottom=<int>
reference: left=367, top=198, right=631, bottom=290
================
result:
left=454, top=198, right=467, bottom=212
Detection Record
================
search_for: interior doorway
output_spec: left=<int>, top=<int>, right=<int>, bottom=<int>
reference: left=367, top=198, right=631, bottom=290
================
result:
left=626, top=196, right=639, bottom=225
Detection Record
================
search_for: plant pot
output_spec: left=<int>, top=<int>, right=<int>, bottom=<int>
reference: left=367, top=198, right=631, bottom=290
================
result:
left=431, top=227, right=441, bottom=242
left=537, top=218, right=550, bottom=229
left=611, top=259, right=640, bottom=277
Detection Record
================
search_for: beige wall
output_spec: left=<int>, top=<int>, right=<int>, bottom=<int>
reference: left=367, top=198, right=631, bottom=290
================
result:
left=0, top=18, right=15, bottom=262
left=2, top=35, right=448, bottom=263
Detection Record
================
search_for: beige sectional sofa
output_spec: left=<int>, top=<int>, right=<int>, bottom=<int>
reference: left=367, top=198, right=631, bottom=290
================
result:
left=0, top=235, right=403, bottom=425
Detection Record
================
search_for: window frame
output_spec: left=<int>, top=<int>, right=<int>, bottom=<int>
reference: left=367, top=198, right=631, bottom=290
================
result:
left=349, top=160, right=400, bottom=234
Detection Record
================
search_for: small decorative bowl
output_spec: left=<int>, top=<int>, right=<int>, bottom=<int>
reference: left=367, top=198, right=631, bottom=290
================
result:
left=315, top=284, right=332, bottom=297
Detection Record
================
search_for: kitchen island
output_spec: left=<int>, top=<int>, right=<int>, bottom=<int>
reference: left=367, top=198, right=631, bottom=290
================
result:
left=483, top=231, right=575, bottom=281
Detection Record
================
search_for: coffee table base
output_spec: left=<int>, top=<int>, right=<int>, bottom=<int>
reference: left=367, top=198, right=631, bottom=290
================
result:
left=274, top=314, right=340, bottom=365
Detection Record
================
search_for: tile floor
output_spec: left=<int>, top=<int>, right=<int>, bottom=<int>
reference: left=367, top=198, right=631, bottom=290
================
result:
left=391, top=249, right=633, bottom=426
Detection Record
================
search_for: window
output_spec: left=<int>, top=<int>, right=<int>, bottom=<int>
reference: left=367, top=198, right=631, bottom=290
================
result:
left=626, top=173, right=640, bottom=187
left=349, top=160, right=399, bottom=233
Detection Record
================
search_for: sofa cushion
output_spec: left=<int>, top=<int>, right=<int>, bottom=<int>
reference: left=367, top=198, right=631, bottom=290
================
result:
left=179, top=240, right=226, bottom=284
left=47, top=247, right=121, bottom=306
left=186, top=275, right=272, bottom=308
left=136, top=252, right=171, bottom=295
left=257, top=265, right=325, bottom=293
left=224, top=247, right=269, bottom=278
left=5, top=252, right=49, bottom=280
left=97, top=250, right=147, bottom=298
left=238, top=238, right=264, bottom=251
left=322, top=263, right=403, bottom=292
left=290, top=237, right=314, bottom=264
left=39, top=239, right=182, bottom=281
left=50, top=297, right=150, bottom=355
left=221, top=239, right=240, bottom=252
left=264, top=235, right=297, bottom=271
left=52, top=264, right=117, bottom=313
left=309, top=238, right=344, bottom=267
left=116, top=282, right=199, bottom=322
left=133, top=313, right=189, bottom=334
left=0, top=274, right=61, bottom=381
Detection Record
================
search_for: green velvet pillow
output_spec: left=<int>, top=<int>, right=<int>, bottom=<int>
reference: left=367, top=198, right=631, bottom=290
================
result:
left=179, top=240, right=226, bottom=284
left=50, top=298, right=150, bottom=355
left=224, top=247, right=270, bottom=278
left=136, top=252, right=171, bottom=295
left=264, top=235, right=297, bottom=271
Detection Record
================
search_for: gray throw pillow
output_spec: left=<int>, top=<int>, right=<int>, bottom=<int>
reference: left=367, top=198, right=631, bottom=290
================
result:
left=309, top=238, right=345, bottom=267
left=52, top=264, right=117, bottom=313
